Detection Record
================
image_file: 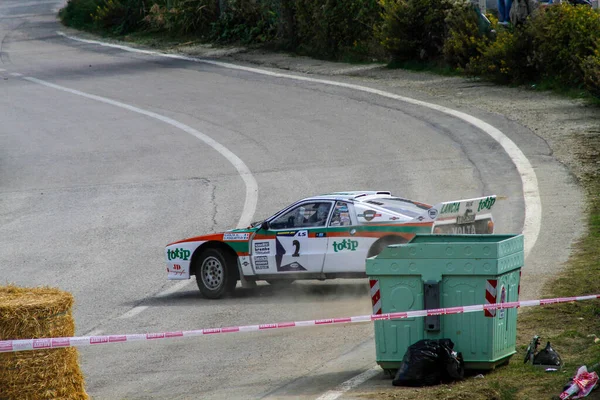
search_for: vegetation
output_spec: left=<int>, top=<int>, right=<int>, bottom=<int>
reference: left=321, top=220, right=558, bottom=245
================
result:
left=59, top=0, right=600, bottom=98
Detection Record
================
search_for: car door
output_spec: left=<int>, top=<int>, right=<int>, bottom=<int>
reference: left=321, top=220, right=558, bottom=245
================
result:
left=250, top=201, right=333, bottom=275
left=322, top=201, right=370, bottom=273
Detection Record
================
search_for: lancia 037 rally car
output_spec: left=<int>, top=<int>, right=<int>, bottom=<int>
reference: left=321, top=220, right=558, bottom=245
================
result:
left=165, top=191, right=496, bottom=299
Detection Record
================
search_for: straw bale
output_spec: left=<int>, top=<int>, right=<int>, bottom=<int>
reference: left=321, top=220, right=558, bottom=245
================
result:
left=0, top=285, right=88, bottom=399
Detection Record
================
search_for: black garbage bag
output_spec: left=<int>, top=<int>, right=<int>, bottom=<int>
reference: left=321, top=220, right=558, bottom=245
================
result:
left=533, top=341, right=562, bottom=367
left=393, top=339, right=464, bottom=387
left=444, top=350, right=465, bottom=380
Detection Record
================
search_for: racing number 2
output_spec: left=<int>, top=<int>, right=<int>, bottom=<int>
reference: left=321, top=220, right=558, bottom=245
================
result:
left=292, top=240, right=300, bottom=257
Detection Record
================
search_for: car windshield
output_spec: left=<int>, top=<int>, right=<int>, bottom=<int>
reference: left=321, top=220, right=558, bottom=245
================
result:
left=364, top=197, right=430, bottom=218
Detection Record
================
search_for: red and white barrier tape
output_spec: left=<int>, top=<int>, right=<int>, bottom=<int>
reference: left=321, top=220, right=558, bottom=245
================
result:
left=1, top=294, right=598, bottom=353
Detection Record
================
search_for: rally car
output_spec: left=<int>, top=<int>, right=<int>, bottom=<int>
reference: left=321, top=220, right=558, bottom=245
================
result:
left=165, top=191, right=496, bottom=299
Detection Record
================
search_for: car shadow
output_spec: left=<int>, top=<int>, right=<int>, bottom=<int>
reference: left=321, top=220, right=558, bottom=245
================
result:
left=133, top=281, right=370, bottom=308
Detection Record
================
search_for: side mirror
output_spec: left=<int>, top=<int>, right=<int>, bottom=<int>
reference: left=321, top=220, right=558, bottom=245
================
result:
left=260, top=220, right=270, bottom=231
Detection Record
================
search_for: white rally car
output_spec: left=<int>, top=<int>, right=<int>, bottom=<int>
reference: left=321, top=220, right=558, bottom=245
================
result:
left=165, top=191, right=496, bottom=298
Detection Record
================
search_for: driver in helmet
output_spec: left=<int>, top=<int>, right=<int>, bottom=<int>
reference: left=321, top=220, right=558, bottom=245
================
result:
left=309, top=203, right=331, bottom=226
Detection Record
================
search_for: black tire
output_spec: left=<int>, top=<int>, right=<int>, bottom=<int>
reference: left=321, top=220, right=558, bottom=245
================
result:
left=195, top=248, right=238, bottom=299
left=367, top=236, right=409, bottom=258
left=266, top=280, right=295, bottom=286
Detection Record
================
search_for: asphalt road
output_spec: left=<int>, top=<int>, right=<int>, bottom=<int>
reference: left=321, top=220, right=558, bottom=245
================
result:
left=0, top=1, right=584, bottom=399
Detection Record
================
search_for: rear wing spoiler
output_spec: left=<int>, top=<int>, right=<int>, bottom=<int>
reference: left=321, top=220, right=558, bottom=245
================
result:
left=411, top=195, right=497, bottom=222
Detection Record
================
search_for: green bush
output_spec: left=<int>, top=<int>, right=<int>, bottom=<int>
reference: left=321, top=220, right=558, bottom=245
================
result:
left=583, top=46, right=600, bottom=98
left=528, top=4, right=600, bottom=87
left=468, top=26, right=536, bottom=84
left=209, top=0, right=278, bottom=44
left=92, top=0, right=147, bottom=35
left=377, top=0, right=454, bottom=62
left=59, top=0, right=101, bottom=30
left=294, top=0, right=382, bottom=59
left=144, top=0, right=218, bottom=35
left=443, top=2, right=494, bottom=69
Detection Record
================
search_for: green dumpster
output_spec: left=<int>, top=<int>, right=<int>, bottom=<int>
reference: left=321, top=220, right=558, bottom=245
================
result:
left=366, top=234, right=523, bottom=371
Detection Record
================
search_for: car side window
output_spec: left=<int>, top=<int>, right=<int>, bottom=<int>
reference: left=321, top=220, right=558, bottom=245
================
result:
left=270, top=202, right=332, bottom=229
left=329, top=201, right=352, bottom=227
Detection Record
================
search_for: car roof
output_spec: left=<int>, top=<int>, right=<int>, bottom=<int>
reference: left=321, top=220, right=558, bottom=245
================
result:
left=303, top=191, right=394, bottom=202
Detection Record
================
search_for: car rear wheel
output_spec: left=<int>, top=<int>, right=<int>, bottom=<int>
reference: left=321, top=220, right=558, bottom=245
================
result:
left=196, top=249, right=238, bottom=299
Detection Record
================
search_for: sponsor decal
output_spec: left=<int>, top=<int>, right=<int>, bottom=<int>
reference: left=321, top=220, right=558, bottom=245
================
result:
left=440, top=202, right=460, bottom=214
left=167, top=248, right=191, bottom=261
left=51, top=338, right=71, bottom=347
left=33, top=339, right=51, bottom=349
left=253, top=242, right=270, bottom=255
left=238, top=256, right=250, bottom=268
left=315, top=232, right=326, bottom=238
left=389, top=216, right=400, bottom=221
left=254, top=256, right=269, bottom=270
left=333, top=239, right=358, bottom=252
left=223, top=232, right=250, bottom=241
left=358, top=210, right=381, bottom=221
left=477, top=196, right=496, bottom=212
left=316, top=319, right=334, bottom=325
left=451, top=224, right=477, bottom=234
left=276, top=231, right=297, bottom=237
left=428, top=208, right=438, bottom=219
left=278, top=261, right=306, bottom=272
left=146, top=333, right=165, bottom=340
left=167, top=264, right=186, bottom=276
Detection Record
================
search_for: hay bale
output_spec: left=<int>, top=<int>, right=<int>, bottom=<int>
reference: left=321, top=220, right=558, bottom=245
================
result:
left=0, top=285, right=88, bottom=399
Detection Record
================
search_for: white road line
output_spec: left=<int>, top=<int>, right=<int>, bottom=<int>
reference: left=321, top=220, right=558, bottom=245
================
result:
left=0, top=68, right=6, bottom=72
left=315, top=366, right=381, bottom=400
left=156, top=280, right=192, bottom=297
left=57, top=31, right=541, bottom=258
left=22, top=76, right=258, bottom=229
left=118, top=306, right=149, bottom=319
left=9, top=72, right=22, bottom=77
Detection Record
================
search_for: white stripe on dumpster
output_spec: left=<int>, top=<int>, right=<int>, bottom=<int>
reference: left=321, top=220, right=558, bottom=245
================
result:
left=369, top=281, right=379, bottom=298
left=1, top=294, right=598, bottom=353
left=372, top=299, right=382, bottom=315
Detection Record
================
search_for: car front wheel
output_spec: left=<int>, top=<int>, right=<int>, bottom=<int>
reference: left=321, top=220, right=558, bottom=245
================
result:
left=196, top=249, right=238, bottom=299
